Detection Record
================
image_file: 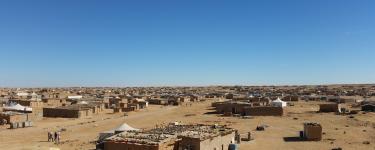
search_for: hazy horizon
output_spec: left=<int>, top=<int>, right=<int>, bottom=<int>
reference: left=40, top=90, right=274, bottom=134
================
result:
left=1, top=0, right=375, bottom=87
left=1, top=82, right=375, bottom=89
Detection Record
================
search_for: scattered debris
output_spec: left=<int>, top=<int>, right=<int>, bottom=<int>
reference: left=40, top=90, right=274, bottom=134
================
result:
left=363, top=141, right=370, bottom=145
left=256, top=125, right=268, bottom=131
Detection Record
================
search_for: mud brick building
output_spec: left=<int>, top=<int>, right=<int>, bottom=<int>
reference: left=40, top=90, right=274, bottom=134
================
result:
left=213, top=101, right=284, bottom=116
left=9, top=99, right=44, bottom=108
left=103, top=124, right=235, bottom=150
left=43, top=103, right=103, bottom=118
left=319, top=103, right=341, bottom=112
left=0, top=112, right=28, bottom=124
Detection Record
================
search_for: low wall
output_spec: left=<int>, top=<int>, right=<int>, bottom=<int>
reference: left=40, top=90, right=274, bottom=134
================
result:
left=243, top=107, right=284, bottom=116
left=200, top=132, right=235, bottom=150
left=104, top=141, right=173, bottom=150
left=43, top=108, right=86, bottom=118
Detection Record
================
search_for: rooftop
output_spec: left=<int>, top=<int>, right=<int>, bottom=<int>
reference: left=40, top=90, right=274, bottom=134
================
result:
left=105, top=124, right=234, bottom=145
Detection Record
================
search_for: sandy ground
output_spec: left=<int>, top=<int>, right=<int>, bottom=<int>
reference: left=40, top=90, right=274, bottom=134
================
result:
left=0, top=101, right=374, bottom=150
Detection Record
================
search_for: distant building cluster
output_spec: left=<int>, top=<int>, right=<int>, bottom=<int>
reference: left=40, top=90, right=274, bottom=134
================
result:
left=0, top=85, right=374, bottom=149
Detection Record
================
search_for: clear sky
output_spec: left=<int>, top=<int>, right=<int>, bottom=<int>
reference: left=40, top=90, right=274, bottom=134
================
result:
left=0, top=0, right=374, bottom=87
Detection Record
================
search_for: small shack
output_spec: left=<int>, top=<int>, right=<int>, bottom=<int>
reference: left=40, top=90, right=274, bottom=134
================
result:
left=0, top=112, right=28, bottom=124
left=319, top=103, right=341, bottom=113
left=362, top=104, right=375, bottom=112
left=303, top=122, right=322, bottom=141
left=361, top=101, right=375, bottom=112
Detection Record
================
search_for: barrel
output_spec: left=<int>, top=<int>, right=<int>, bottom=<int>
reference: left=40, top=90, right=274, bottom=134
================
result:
left=228, top=144, right=238, bottom=150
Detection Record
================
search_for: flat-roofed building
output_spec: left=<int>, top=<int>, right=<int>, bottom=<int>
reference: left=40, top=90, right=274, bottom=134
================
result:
left=43, top=103, right=103, bottom=118
left=103, top=124, right=235, bottom=150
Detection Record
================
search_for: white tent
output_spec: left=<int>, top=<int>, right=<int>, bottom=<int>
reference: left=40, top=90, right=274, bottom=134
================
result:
left=3, top=103, right=32, bottom=112
left=271, top=97, right=287, bottom=107
left=67, top=95, right=83, bottom=99
left=98, top=123, right=139, bottom=141
left=114, top=123, right=139, bottom=133
left=16, top=92, right=29, bottom=97
left=78, top=101, right=88, bottom=104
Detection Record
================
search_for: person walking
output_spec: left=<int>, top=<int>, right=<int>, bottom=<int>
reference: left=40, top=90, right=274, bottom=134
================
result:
left=47, top=132, right=51, bottom=142
left=55, top=131, right=61, bottom=144
left=54, top=132, right=58, bottom=144
left=48, top=131, right=54, bottom=142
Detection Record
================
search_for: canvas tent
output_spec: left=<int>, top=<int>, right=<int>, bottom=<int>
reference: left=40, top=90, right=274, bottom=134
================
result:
left=78, top=101, right=88, bottom=105
left=16, top=92, right=29, bottom=97
left=3, top=103, right=32, bottom=112
left=114, top=123, right=139, bottom=133
left=271, top=98, right=287, bottom=107
left=67, top=95, right=83, bottom=99
left=98, top=123, right=139, bottom=141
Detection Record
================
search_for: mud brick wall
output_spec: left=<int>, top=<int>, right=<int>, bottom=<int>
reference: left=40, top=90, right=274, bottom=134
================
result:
left=104, top=141, right=172, bottom=150
left=43, top=108, right=86, bottom=118
left=319, top=104, right=339, bottom=112
left=244, top=107, right=284, bottom=116
left=0, top=113, right=27, bottom=123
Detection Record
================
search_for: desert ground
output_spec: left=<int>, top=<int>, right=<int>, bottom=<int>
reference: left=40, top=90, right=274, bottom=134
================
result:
left=0, top=100, right=374, bottom=150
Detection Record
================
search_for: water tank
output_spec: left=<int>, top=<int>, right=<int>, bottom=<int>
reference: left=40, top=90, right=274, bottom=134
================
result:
left=228, top=144, right=238, bottom=150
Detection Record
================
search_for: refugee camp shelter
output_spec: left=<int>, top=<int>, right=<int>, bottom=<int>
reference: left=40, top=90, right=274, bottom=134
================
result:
left=0, top=111, right=28, bottom=124
left=98, top=123, right=139, bottom=142
left=303, top=122, right=322, bottom=141
left=9, top=99, right=43, bottom=108
left=43, top=103, right=103, bottom=118
left=319, top=103, right=341, bottom=113
left=114, top=123, right=139, bottom=134
left=271, top=98, right=287, bottom=107
left=361, top=102, right=375, bottom=112
left=3, top=103, right=32, bottom=113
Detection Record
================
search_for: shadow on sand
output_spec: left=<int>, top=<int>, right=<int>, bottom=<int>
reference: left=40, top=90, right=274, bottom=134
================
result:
left=203, top=111, right=218, bottom=115
left=283, top=137, right=306, bottom=142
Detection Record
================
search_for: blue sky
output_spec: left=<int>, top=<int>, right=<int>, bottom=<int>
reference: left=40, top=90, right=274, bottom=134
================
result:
left=0, top=0, right=374, bottom=87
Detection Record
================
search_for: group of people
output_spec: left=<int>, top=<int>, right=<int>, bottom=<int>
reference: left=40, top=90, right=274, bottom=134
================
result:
left=48, top=131, right=61, bottom=144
